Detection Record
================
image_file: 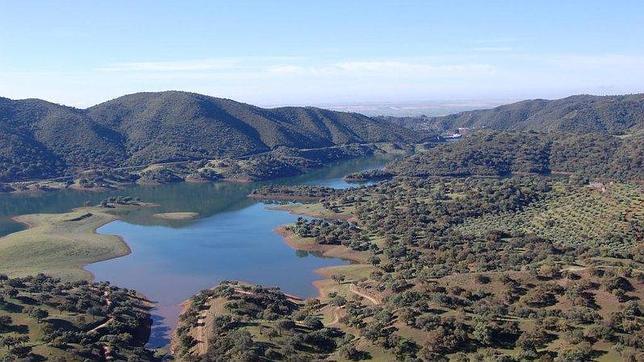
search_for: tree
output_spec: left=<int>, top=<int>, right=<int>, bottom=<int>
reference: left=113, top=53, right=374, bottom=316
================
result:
left=538, top=263, right=561, bottom=279
left=473, top=318, right=493, bottom=346
left=29, top=308, right=49, bottom=323
left=0, top=315, right=12, bottom=331
left=516, top=330, right=543, bottom=358
left=9, top=344, right=32, bottom=358
left=363, top=322, right=385, bottom=342
left=395, top=338, right=419, bottom=359
left=340, top=345, right=368, bottom=361
left=331, top=274, right=346, bottom=285
left=330, top=294, right=347, bottom=307
left=369, top=256, right=381, bottom=266
left=1, top=335, right=18, bottom=350
left=303, top=315, right=323, bottom=330
left=276, top=319, right=295, bottom=335
left=557, top=341, right=593, bottom=361
left=604, top=276, right=633, bottom=292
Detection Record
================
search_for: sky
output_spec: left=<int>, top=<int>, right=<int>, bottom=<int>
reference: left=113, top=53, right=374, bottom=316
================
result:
left=1, top=0, right=643, bottom=108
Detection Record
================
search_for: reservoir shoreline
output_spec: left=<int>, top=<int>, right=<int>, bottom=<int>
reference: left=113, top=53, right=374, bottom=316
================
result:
left=0, top=156, right=389, bottom=349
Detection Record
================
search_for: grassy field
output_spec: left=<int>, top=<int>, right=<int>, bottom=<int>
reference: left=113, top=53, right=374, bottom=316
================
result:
left=0, top=206, right=135, bottom=281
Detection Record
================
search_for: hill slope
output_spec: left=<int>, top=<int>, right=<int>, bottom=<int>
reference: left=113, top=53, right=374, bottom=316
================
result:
left=386, top=94, right=644, bottom=135
left=389, top=131, right=643, bottom=181
left=0, top=92, right=420, bottom=182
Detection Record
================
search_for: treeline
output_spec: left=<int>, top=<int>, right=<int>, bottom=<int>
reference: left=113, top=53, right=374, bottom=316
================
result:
left=0, top=92, right=420, bottom=182
left=3, top=143, right=395, bottom=192
left=389, top=131, right=643, bottom=181
left=249, top=185, right=337, bottom=202
left=344, top=169, right=394, bottom=182
left=289, top=217, right=374, bottom=251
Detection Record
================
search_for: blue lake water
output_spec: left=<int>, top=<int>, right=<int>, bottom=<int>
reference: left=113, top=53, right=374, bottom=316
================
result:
left=0, top=157, right=387, bottom=347
left=0, top=157, right=385, bottom=347
left=88, top=203, right=344, bottom=347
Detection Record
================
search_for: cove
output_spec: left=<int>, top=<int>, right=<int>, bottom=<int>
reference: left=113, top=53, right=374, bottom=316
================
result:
left=79, top=157, right=388, bottom=348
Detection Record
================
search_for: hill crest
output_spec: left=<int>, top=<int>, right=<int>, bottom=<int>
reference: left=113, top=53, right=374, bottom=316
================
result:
left=0, top=92, right=420, bottom=182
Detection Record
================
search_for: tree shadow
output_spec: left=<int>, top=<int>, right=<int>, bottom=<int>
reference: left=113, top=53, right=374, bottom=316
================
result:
left=4, top=324, right=29, bottom=334
left=0, top=302, right=24, bottom=313
left=15, top=295, right=38, bottom=305
left=46, top=318, right=78, bottom=332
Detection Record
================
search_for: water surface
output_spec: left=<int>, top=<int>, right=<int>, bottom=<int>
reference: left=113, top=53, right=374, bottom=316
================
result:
left=0, top=157, right=388, bottom=347
left=90, top=204, right=337, bottom=346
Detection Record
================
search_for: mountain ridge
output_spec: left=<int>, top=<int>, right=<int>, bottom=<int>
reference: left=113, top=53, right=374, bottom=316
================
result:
left=380, top=93, right=644, bottom=135
left=0, top=91, right=421, bottom=182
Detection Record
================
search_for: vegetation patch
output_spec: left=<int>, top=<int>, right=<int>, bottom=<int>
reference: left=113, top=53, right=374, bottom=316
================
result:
left=249, top=185, right=337, bottom=202
left=174, top=281, right=349, bottom=361
left=0, top=274, right=155, bottom=361
left=390, top=131, right=643, bottom=181
left=458, top=182, right=643, bottom=256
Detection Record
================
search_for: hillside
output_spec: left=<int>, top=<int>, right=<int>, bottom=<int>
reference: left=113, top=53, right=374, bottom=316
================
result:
left=382, top=94, right=644, bottom=135
left=0, top=274, right=155, bottom=361
left=0, top=92, right=420, bottom=182
left=388, top=131, right=643, bottom=181
left=177, top=178, right=643, bottom=361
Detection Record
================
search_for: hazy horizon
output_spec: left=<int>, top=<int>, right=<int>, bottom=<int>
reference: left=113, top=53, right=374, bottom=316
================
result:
left=4, top=90, right=644, bottom=117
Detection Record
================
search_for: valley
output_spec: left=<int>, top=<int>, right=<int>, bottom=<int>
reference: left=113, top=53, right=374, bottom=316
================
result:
left=174, top=175, right=642, bottom=361
left=0, top=94, right=642, bottom=361
left=0, top=157, right=386, bottom=359
left=2, top=3, right=643, bottom=360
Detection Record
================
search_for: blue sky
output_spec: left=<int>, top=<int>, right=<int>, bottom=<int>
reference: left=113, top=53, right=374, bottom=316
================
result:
left=1, top=0, right=643, bottom=107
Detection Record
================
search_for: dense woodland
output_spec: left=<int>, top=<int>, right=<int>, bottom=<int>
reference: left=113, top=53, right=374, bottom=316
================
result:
left=6, top=143, right=404, bottom=192
left=390, top=131, right=643, bottom=181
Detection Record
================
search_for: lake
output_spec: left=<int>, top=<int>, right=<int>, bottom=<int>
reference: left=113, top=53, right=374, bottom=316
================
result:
left=0, top=157, right=387, bottom=347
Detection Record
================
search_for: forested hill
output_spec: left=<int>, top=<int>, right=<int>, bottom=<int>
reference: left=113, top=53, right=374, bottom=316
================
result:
left=382, top=93, right=644, bottom=135
left=389, top=131, right=643, bottom=181
left=0, top=91, right=420, bottom=182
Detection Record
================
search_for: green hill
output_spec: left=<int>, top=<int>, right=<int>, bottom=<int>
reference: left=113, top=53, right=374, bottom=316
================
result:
left=389, top=131, right=643, bottom=181
left=0, top=92, right=420, bottom=182
left=382, top=94, right=644, bottom=135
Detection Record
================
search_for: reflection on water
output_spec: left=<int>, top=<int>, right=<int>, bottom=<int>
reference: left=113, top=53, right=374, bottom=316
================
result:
left=0, top=157, right=390, bottom=348
left=149, top=314, right=172, bottom=348
left=0, top=157, right=388, bottom=236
